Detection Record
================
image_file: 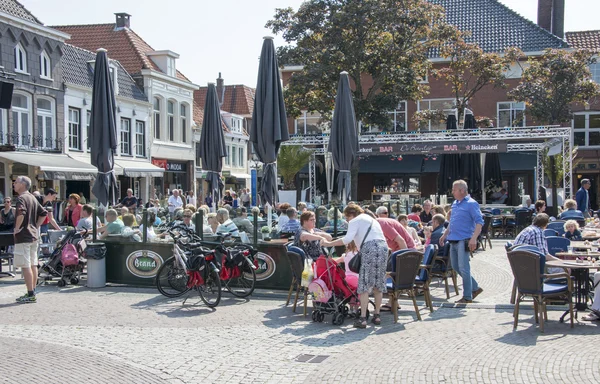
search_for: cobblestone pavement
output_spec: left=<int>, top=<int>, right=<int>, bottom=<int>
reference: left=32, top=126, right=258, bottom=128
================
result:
left=1, top=239, right=598, bottom=383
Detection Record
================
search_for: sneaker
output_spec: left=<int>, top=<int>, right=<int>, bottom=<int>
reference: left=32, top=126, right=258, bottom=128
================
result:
left=472, top=288, right=484, bottom=300
left=16, top=294, right=36, bottom=304
left=455, top=298, right=472, bottom=304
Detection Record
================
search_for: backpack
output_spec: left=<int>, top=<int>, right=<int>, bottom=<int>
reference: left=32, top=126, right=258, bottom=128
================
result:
left=308, top=278, right=332, bottom=303
left=61, top=244, right=80, bottom=267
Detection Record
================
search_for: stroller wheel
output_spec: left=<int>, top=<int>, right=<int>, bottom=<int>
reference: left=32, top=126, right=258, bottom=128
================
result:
left=317, top=313, right=325, bottom=323
left=342, top=305, right=350, bottom=318
left=332, top=313, right=345, bottom=326
left=70, top=277, right=80, bottom=285
left=57, top=279, right=66, bottom=287
left=311, top=311, right=319, bottom=322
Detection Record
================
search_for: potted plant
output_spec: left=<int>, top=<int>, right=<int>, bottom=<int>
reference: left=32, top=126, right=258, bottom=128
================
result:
left=277, top=145, right=317, bottom=205
left=260, top=226, right=271, bottom=240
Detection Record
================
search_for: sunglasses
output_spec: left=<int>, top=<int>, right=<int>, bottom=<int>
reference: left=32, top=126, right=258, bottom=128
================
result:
left=184, top=215, right=192, bottom=218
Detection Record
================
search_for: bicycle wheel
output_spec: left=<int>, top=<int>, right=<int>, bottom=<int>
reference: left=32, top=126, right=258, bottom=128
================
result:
left=156, top=257, right=190, bottom=298
left=225, top=259, right=256, bottom=298
left=198, top=267, right=222, bottom=307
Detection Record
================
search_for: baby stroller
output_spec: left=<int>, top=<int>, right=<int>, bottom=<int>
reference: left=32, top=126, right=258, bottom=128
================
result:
left=38, top=230, right=87, bottom=287
left=309, top=255, right=367, bottom=326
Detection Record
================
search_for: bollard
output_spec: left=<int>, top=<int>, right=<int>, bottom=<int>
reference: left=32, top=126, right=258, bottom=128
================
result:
left=142, top=209, right=148, bottom=244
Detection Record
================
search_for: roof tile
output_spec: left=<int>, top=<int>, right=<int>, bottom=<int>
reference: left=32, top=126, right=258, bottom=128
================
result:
left=0, top=0, right=42, bottom=24
left=566, top=30, right=600, bottom=52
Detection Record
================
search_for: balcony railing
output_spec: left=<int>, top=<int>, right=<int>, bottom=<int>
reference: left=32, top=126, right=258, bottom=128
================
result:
left=0, top=131, right=63, bottom=152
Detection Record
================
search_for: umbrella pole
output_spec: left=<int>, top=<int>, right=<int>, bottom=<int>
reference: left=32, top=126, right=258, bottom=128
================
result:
left=481, top=153, right=487, bottom=206
left=267, top=204, right=273, bottom=231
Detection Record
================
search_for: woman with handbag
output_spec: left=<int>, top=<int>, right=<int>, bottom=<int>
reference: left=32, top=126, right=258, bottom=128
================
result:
left=323, top=204, right=387, bottom=328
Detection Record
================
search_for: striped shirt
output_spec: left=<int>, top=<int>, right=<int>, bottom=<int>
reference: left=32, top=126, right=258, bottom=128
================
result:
left=514, top=225, right=548, bottom=255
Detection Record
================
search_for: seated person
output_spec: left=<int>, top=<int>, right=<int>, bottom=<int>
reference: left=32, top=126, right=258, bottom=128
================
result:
left=121, top=214, right=142, bottom=242
left=180, top=209, right=196, bottom=231
left=323, top=208, right=348, bottom=232
left=558, top=199, right=585, bottom=221
left=138, top=211, right=158, bottom=241
left=276, top=203, right=291, bottom=232
left=216, top=208, right=239, bottom=237
left=563, top=219, right=583, bottom=241
left=0, top=196, right=15, bottom=231
left=280, top=207, right=301, bottom=234
left=232, top=207, right=254, bottom=233
left=293, top=211, right=332, bottom=261
left=424, top=214, right=446, bottom=255
left=118, top=206, right=138, bottom=226
left=407, top=204, right=422, bottom=223
left=492, top=189, right=509, bottom=204
left=75, top=204, right=102, bottom=233
left=98, top=209, right=124, bottom=240
left=513, top=213, right=562, bottom=271
left=398, top=214, right=423, bottom=245
left=582, top=271, right=600, bottom=321
left=206, top=212, right=219, bottom=234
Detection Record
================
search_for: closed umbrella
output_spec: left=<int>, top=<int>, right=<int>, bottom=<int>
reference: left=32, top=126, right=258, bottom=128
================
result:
left=328, top=71, right=358, bottom=204
left=90, top=48, right=117, bottom=208
left=199, top=83, right=227, bottom=206
left=250, top=37, right=289, bottom=206
left=484, top=153, right=503, bottom=191
left=461, top=111, right=481, bottom=198
left=438, top=113, right=461, bottom=195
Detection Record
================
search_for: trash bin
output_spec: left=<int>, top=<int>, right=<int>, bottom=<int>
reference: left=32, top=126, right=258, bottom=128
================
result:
left=85, top=242, right=107, bottom=288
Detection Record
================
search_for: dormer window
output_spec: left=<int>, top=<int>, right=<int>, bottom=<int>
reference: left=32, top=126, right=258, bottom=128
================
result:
left=87, top=60, right=119, bottom=94
left=147, top=50, right=179, bottom=78
left=40, top=51, right=51, bottom=79
left=14, top=43, right=27, bottom=73
left=167, top=57, right=175, bottom=77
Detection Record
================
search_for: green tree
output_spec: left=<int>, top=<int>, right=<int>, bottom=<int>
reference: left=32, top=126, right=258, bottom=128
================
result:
left=277, top=145, right=315, bottom=190
left=267, top=0, right=457, bottom=199
left=509, top=48, right=600, bottom=214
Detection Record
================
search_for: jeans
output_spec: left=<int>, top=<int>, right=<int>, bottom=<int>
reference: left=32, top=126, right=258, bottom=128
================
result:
left=449, top=240, right=479, bottom=300
left=40, top=224, right=49, bottom=243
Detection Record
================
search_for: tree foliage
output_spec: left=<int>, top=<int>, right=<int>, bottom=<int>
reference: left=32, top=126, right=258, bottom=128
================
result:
left=509, top=49, right=600, bottom=125
left=266, top=0, right=457, bottom=126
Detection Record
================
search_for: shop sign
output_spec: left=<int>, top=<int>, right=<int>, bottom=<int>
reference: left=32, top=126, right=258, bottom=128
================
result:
left=245, top=252, right=276, bottom=281
left=126, top=250, right=164, bottom=278
left=222, top=170, right=231, bottom=177
left=152, top=158, right=167, bottom=170
left=166, top=162, right=187, bottom=172
left=358, top=142, right=507, bottom=155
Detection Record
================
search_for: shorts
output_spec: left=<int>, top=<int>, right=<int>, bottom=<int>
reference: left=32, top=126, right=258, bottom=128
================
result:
left=13, top=242, right=39, bottom=268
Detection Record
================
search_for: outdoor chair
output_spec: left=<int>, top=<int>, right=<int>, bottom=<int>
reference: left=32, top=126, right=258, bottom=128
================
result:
left=546, top=236, right=570, bottom=256
left=547, top=221, right=566, bottom=236
left=285, top=245, right=309, bottom=316
left=507, top=249, right=573, bottom=332
left=414, top=244, right=437, bottom=312
left=0, top=249, right=15, bottom=277
left=514, top=209, right=532, bottom=234
left=431, top=243, right=459, bottom=299
left=479, top=214, right=493, bottom=249
left=387, top=250, right=424, bottom=322
left=543, top=229, right=559, bottom=237
left=508, top=244, right=543, bottom=304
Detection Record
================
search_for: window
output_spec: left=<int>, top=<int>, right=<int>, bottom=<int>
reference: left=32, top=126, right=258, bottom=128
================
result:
left=153, top=97, right=161, bottom=140
left=497, top=102, right=526, bottom=128
left=231, top=117, right=243, bottom=133
left=168, top=100, right=175, bottom=141
left=68, top=107, right=81, bottom=150
left=238, top=147, right=244, bottom=168
left=360, top=102, right=407, bottom=133
left=40, top=51, right=51, bottom=79
left=135, top=120, right=145, bottom=157
left=120, top=117, right=131, bottom=155
left=36, top=98, right=54, bottom=149
left=294, top=111, right=323, bottom=134
left=573, top=113, right=600, bottom=147
left=180, top=104, right=187, bottom=143
left=167, top=57, right=175, bottom=77
left=225, top=145, right=231, bottom=166
left=416, top=99, right=455, bottom=130
left=86, top=110, right=91, bottom=150
left=12, top=92, right=31, bottom=146
left=590, top=62, right=600, bottom=84
left=232, top=145, right=237, bottom=167
left=0, top=109, right=6, bottom=144
left=14, top=43, right=27, bottom=73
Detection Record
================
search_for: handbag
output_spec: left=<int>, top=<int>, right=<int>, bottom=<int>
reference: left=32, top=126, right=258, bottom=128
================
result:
left=348, top=220, right=374, bottom=274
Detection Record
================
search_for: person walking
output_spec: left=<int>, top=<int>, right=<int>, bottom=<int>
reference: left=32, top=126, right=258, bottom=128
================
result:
left=575, top=179, right=592, bottom=219
left=439, top=180, right=484, bottom=303
left=168, top=190, right=183, bottom=220
left=323, top=204, right=388, bottom=328
left=13, top=176, right=48, bottom=303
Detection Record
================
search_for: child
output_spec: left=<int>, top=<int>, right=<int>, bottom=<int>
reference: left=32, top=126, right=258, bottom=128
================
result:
left=335, top=241, right=360, bottom=314
left=564, top=220, right=583, bottom=241
left=121, top=214, right=142, bottom=242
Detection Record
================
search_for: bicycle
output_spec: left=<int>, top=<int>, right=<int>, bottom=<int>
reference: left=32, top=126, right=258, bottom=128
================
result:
left=155, top=226, right=222, bottom=307
left=210, top=232, right=258, bottom=298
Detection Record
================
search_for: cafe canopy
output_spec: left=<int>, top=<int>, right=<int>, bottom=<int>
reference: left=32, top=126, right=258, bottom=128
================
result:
left=282, top=125, right=573, bottom=203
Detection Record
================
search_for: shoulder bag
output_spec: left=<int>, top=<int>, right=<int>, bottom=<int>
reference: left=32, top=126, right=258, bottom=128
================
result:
left=348, top=219, right=374, bottom=274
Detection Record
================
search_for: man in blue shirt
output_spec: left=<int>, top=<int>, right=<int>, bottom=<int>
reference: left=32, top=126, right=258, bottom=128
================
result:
left=440, top=180, right=484, bottom=303
left=575, top=179, right=591, bottom=218
left=281, top=207, right=301, bottom=234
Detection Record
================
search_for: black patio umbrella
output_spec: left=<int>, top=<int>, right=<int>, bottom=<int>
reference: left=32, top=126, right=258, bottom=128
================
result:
left=438, top=113, right=461, bottom=195
left=461, top=112, right=482, bottom=197
left=328, top=71, right=358, bottom=203
left=484, top=153, right=503, bottom=190
left=250, top=37, right=289, bottom=206
left=199, top=83, right=227, bottom=205
left=90, top=48, right=117, bottom=207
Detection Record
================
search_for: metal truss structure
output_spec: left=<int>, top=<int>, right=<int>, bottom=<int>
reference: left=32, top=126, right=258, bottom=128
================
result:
left=282, top=126, right=573, bottom=201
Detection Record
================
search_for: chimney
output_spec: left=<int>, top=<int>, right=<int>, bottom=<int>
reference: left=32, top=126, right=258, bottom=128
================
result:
left=115, top=12, right=131, bottom=29
left=216, top=72, right=225, bottom=107
left=537, top=0, right=565, bottom=38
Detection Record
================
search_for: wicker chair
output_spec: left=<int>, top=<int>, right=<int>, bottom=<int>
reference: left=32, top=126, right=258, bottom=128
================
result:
left=285, top=245, right=309, bottom=316
left=507, top=249, right=573, bottom=332
left=431, top=243, right=459, bottom=299
left=387, top=250, right=424, bottom=322
left=479, top=214, right=494, bottom=250
left=414, top=244, right=437, bottom=312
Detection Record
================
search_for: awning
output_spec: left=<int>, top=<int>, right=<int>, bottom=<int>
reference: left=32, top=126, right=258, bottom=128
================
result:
left=358, top=155, right=423, bottom=174
left=230, top=172, right=250, bottom=179
left=114, top=159, right=165, bottom=178
left=0, top=152, right=97, bottom=180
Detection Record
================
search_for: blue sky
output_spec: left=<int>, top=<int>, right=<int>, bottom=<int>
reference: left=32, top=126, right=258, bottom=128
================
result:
left=21, top=0, right=600, bottom=87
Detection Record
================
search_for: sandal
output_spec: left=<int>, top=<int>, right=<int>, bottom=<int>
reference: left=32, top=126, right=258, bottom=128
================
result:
left=353, top=317, right=367, bottom=328
left=371, top=314, right=381, bottom=326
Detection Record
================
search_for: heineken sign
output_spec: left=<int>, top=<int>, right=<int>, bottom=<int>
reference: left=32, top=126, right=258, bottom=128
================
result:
left=358, top=142, right=507, bottom=155
left=126, top=250, right=164, bottom=278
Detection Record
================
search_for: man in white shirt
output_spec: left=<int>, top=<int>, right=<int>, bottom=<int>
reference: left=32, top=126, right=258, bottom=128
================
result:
left=76, top=204, right=102, bottom=232
left=168, top=190, right=183, bottom=220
